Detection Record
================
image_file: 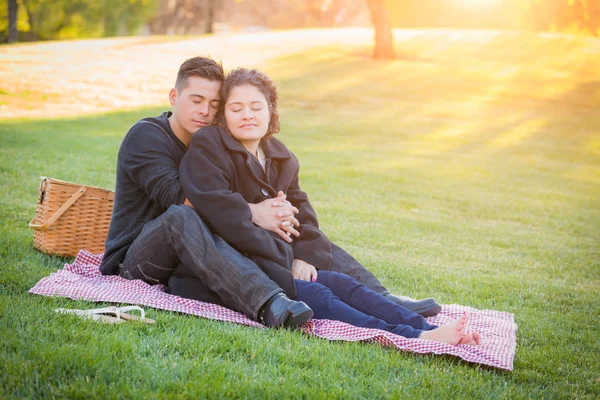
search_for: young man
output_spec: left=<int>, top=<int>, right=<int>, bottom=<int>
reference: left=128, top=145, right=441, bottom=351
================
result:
left=101, top=57, right=440, bottom=328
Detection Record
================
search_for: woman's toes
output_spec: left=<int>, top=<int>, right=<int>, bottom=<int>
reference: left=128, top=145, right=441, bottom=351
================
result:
left=458, top=333, right=474, bottom=345
left=457, top=332, right=481, bottom=345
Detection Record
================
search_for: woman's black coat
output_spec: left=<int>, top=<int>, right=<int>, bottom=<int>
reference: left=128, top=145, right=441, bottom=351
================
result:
left=179, top=126, right=332, bottom=298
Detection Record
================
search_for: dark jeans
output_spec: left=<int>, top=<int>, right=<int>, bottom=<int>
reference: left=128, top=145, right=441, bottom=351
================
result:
left=165, top=240, right=395, bottom=316
left=296, top=271, right=437, bottom=338
left=119, top=205, right=282, bottom=319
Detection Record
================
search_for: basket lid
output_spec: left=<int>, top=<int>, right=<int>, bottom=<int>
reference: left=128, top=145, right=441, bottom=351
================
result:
left=39, top=177, right=114, bottom=200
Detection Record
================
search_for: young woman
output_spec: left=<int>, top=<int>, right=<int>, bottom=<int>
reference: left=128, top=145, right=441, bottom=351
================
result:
left=180, top=68, right=480, bottom=345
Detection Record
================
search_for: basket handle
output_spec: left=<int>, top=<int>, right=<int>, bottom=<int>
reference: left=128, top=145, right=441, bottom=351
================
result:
left=29, top=187, right=87, bottom=231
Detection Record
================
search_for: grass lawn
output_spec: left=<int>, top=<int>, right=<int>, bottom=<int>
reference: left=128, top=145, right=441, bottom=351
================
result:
left=1, top=31, right=599, bottom=398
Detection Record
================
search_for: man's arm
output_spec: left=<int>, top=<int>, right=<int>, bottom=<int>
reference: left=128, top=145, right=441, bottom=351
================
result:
left=185, top=179, right=300, bottom=242
left=121, top=122, right=185, bottom=209
left=248, top=192, right=300, bottom=242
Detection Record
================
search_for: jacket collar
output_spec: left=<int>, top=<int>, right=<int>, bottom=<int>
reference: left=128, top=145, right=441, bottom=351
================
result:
left=218, top=126, right=292, bottom=160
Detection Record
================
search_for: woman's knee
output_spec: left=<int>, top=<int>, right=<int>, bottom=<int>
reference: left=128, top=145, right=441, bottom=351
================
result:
left=295, top=280, right=335, bottom=305
left=317, top=270, right=357, bottom=288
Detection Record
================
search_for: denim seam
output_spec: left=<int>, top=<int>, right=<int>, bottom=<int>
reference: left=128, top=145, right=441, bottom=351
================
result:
left=135, top=264, right=161, bottom=284
left=142, top=260, right=175, bottom=271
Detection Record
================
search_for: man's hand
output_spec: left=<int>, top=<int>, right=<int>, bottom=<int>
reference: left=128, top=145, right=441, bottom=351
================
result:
left=248, top=191, right=300, bottom=243
left=291, top=259, right=317, bottom=282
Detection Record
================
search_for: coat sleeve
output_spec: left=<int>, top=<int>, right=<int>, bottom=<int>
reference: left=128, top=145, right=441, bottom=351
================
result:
left=180, top=131, right=294, bottom=270
left=120, top=122, right=185, bottom=209
left=285, top=160, right=332, bottom=271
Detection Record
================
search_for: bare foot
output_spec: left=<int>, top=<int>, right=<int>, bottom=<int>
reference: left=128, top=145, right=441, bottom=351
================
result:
left=419, top=315, right=480, bottom=346
left=458, top=331, right=481, bottom=345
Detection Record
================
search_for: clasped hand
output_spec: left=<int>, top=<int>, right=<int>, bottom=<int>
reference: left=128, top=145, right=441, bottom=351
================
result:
left=248, top=191, right=300, bottom=243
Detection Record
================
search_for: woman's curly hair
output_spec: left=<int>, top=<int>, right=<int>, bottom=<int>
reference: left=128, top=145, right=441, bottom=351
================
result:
left=217, top=68, right=280, bottom=142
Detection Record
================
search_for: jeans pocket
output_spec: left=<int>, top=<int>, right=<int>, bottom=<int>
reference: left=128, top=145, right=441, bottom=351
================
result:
left=122, top=260, right=173, bottom=285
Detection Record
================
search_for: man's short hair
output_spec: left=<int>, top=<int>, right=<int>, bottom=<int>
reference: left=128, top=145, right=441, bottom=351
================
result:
left=175, top=57, right=224, bottom=91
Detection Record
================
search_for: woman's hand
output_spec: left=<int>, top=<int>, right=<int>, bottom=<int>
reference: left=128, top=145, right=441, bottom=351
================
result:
left=291, top=259, right=317, bottom=282
left=248, top=191, right=300, bottom=243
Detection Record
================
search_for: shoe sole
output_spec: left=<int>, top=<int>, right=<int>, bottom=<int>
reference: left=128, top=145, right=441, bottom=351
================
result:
left=282, top=301, right=313, bottom=329
left=395, top=298, right=442, bottom=317
left=412, top=304, right=442, bottom=317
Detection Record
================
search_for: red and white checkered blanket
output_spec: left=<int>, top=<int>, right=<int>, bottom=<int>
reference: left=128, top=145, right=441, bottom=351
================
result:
left=29, top=250, right=517, bottom=370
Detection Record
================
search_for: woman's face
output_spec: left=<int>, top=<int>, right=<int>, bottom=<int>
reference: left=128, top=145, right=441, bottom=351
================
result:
left=224, top=84, right=270, bottom=150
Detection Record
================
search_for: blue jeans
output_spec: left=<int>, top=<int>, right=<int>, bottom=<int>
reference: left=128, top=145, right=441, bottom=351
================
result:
left=296, top=271, right=437, bottom=338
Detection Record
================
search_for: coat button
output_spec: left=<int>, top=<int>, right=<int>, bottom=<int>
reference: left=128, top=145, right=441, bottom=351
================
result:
left=261, top=188, right=269, bottom=196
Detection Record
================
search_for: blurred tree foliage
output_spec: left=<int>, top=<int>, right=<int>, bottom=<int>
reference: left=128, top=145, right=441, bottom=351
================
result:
left=2, top=0, right=599, bottom=43
left=385, top=0, right=599, bottom=36
left=304, top=0, right=364, bottom=26
left=225, top=0, right=364, bottom=29
left=385, top=0, right=519, bottom=30
left=525, top=0, right=599, bottom=36
left=148, top=0, right=216, bottom=34
left=1, top=0, right=156, bottom=42
left=223, top=0, right=600, bottom=37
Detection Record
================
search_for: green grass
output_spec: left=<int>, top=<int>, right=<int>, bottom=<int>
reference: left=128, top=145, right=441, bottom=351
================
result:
left=1, top=32, right=600, bottom=398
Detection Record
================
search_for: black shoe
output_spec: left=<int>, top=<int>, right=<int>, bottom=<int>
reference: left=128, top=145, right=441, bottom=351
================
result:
left=259, top=293, right=313, bottom=329
left=385, top=294, right=442, bottom=317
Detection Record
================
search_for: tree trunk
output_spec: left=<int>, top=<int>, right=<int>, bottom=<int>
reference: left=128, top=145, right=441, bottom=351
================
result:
left=20, top=0, right=38, bottom=41
left=366, top=0, right=395, bottom=59
left=205, top=0, right=215, bottom=34
left=8, top=0, right=18, bottom=43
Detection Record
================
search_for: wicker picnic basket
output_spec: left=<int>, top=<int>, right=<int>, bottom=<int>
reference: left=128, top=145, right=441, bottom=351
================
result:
left=29, top=177, right=114, bottom=257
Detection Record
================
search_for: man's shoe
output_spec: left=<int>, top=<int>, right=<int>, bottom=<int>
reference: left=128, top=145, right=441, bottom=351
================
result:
left=385, top=294, right=442, bottom=317
left=259, top=293, right=313, bottom=329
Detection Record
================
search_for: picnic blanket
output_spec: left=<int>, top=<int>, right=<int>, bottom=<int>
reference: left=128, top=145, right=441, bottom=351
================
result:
left=29, top=250, right=517, bottom=371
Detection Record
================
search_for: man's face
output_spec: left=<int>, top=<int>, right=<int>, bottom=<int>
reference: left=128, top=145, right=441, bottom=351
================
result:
left=170, top=76, right=222, bottom=136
